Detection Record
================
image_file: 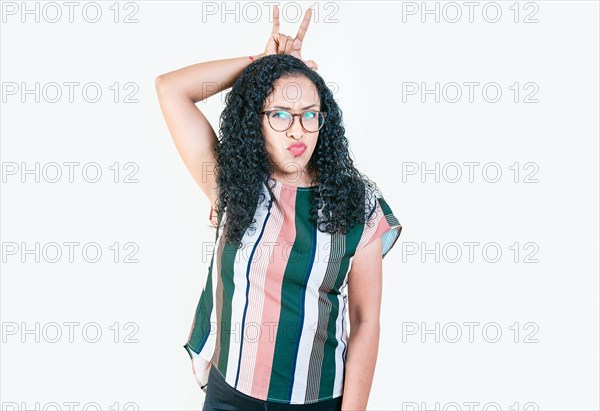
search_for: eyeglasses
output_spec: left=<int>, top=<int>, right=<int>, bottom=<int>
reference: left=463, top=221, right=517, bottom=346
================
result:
left=259, top=110, right=327, bottom=133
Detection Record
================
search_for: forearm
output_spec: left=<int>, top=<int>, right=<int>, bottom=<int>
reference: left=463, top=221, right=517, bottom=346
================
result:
left=156, top=52, right=266, bottom=102
left=341, top=321, right=380, bottom=411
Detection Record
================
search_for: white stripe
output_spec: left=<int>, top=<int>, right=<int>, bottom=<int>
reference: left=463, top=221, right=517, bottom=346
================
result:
left=225, top=184, right=272, bottom=389
left=334, top=274, right=350, bottom=397
left=190, top=350, right=211, bottom=390
left=290, top=223, right=332, bottom=403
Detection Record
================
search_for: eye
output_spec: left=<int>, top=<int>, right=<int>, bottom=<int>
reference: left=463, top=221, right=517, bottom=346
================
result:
left=272, top=111, right=291, bottom=119
left=303, top=111, right=317, bottom=119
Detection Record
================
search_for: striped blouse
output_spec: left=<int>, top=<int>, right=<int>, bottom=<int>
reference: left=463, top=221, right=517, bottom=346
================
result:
left=183, top=177, right=402, bottom=405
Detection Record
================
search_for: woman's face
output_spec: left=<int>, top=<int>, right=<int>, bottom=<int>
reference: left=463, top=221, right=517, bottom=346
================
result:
left=261, top=74, right=322, bottom=185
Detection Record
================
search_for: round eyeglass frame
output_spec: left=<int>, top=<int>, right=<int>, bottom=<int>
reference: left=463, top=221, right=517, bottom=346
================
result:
left=258, top=110, right=327, bottom=133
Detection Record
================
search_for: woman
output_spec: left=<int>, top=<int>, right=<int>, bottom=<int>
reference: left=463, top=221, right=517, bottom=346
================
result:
left=155, top=6, right=402, bottom=411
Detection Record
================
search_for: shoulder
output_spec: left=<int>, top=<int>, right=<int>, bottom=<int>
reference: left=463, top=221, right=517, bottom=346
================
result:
left=356, top=183, right=402, bottom=259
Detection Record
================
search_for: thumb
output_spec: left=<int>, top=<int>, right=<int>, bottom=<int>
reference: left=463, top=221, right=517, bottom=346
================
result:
left=303, top=59, right=318, bottom=70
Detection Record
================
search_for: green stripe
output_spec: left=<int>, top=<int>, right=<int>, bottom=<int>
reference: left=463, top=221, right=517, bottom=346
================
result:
left=315, top=185, right=368, bottom=396
left=269, top=189, right=316, bottom=400
left=318, top=221, right=362, bottom=397
left=347, top=182, right=368, bottom=257
left=187, top=252, right=215, bottom=355
left=186, top=224, right=222, bottom=356
left=216, top=240, right=239, bottom=375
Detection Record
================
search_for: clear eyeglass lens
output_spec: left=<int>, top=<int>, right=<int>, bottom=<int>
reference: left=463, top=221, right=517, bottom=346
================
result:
left=268, top=110, right=324, bottom=132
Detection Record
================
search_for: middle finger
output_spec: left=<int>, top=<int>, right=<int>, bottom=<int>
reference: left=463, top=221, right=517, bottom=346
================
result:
left=284, top=35, right=295, bottom=54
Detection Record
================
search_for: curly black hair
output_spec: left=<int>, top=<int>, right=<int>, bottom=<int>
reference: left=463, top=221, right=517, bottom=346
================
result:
left=214, top=53, right=380, bottom=249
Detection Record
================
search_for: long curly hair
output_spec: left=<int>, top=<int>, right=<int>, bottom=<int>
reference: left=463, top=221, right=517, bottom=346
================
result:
left=214, top=54, right=380, bottom=249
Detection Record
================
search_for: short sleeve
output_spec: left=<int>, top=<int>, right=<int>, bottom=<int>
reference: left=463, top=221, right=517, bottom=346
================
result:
left=355, top=191, right=402, bottom=259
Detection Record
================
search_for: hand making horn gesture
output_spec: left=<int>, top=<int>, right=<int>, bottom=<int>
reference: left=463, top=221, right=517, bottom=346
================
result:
left=263, top=5, right=318, bottom=70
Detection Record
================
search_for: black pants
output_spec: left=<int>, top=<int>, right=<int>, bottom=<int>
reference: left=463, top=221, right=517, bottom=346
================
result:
left=202, top=364, right=343, bottom=411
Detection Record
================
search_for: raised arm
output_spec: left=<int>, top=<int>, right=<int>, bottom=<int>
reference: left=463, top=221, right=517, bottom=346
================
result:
left=154, top=5, right=317, bottom=224
left=154, top=53, right=265, bottom=214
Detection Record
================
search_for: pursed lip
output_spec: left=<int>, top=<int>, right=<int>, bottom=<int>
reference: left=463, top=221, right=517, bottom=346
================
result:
left=288, top=142, right=307, bottom=150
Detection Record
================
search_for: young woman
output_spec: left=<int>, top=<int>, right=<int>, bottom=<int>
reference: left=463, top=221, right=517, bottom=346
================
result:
left=156, top=6, right=402, bottom=411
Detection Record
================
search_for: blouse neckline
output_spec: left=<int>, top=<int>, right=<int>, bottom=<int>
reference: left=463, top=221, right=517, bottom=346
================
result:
left=270, top=178, right=319, bottom=191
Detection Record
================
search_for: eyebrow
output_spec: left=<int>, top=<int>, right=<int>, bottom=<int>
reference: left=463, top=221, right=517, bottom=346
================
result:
left=270, top=104, right=319, bottom=110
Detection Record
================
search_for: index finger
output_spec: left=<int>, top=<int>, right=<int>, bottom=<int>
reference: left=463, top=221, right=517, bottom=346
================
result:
left=294, top=7, right=312, bottom=41
left=271, top=5, right=280, bottom=35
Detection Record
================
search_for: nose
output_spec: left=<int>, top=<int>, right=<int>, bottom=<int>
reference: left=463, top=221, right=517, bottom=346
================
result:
left=286, top=114, right=304, bottom=139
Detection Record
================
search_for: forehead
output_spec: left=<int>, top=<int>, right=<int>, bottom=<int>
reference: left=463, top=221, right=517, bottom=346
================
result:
left=264, top=75, right=320, bottom=107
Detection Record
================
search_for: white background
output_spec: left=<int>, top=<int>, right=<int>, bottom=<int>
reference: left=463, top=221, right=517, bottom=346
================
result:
left=1, top=1, right=599, bottom=410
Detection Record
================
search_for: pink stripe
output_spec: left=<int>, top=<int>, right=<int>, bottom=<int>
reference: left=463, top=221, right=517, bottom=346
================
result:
left=212, top=232, right=227, bottom=366
left=250, top=186, right=298, bottom=399
left=370, top=216, right=392, bottom=246
left=236, top=188, right=281, bottom=392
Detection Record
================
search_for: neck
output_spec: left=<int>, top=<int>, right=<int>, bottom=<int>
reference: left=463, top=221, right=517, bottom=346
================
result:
left=270, top=172, right=317, bottom=187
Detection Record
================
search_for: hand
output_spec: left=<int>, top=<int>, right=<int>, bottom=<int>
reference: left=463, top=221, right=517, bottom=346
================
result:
left=263, top=5, right=318, bottom=70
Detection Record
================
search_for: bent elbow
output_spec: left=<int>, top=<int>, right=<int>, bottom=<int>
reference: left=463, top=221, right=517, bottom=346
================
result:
left=155, top=74, right=168, bottom=95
